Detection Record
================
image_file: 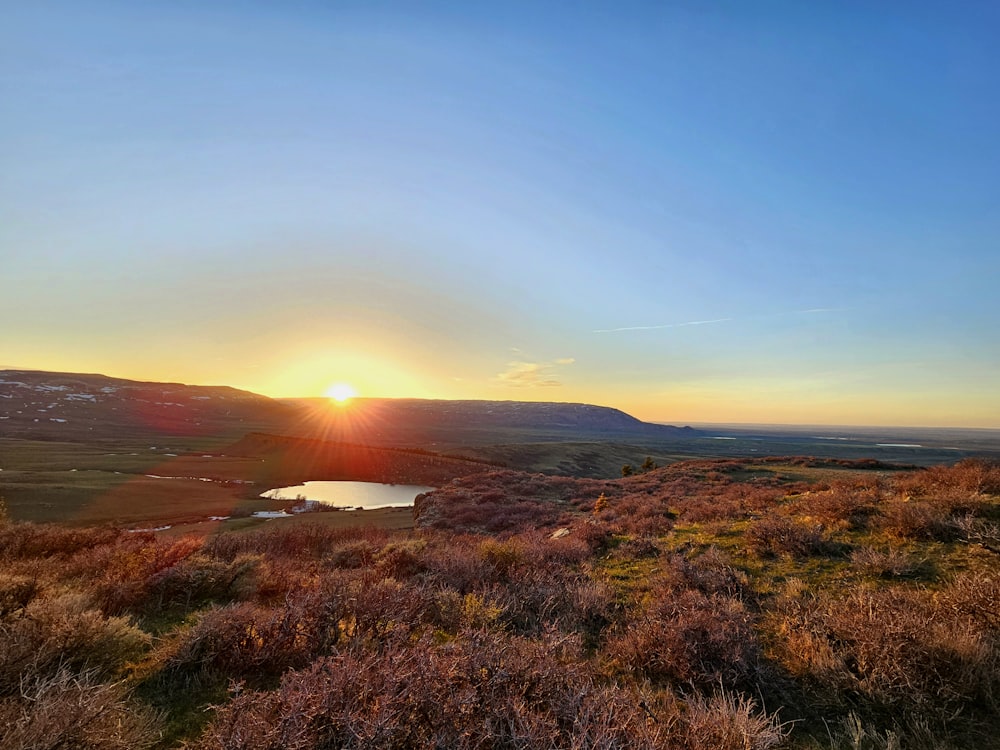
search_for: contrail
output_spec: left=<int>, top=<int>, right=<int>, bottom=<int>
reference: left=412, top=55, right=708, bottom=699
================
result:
left=593, top=318, right=733, bottom=333
left=594, top=307, right=845, bottom=334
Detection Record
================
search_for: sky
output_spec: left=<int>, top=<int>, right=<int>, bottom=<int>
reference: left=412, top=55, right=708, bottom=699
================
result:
left=2, top=1, right=999, bottom=427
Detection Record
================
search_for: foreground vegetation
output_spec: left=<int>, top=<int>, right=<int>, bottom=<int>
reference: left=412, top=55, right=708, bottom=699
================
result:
left=1, top=458, right=999, bottom=749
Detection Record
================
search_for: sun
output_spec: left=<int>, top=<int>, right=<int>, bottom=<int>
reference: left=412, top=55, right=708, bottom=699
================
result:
left=324, top=382, right=357, bottom=403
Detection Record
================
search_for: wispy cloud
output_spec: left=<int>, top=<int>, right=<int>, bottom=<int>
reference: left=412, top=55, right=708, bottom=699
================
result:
left=495, top=357, right=575, bottom=387
left=593, top=318, right=732, bottom=333
left=594, top=308, right=846, bottom=333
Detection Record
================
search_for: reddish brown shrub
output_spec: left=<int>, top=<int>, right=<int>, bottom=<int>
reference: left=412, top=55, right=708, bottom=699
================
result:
left=165, top=600, right=321, bottom=680
left=682, top=690, right=789, bottom=750
left=896, top=459, right=1000, bottom=499
left=745, top=514, right=828, bottom=558
left=0, top=593, right=150, bottom=692
left=606, top=587, right=759, bottom=688
left=325, top=539, right=379, bottom=568
left=0, top=573, right=40, bottom=617
left=0, top=669, right=159, bottom=750
left=203, top=525, right=390, bottom=562
left=77, top=535, right=204, bottom=615
left=0, top=523, right=123, bottom=562
left=769, top=584, right=999, bottom=718
left=791, top=484, right=879, bottom=530
left=661, top=547, right=751, bottom=601
left=372, top=539, right=426, bottom=578
left=849, top=546, right=923, bottom=579
left=878, top=500, right=956, bottom=541
left=939, top=568, right=1000, bottom=630
left=189, top=629, right=672, bottom=750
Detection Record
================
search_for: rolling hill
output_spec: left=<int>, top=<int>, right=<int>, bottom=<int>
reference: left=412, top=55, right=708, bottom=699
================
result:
left=0, top=369, right=292, bottom=440
left=0, top=370, right=698, bottom=446
left=282, top=397, right=698, bottom=447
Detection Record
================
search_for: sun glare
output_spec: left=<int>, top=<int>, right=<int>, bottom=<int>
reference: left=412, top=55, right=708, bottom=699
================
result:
left=325, top=382, right=357, bottom=403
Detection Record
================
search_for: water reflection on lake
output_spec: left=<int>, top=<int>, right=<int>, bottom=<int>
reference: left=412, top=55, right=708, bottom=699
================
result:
left=260, top=481, right=434, bottom=510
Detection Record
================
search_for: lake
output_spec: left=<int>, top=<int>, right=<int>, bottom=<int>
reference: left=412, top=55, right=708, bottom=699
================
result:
left=260, top=481, right=434, bottom=510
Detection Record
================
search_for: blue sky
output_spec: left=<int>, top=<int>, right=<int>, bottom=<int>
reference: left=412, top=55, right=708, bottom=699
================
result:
left=2, top=1, right=998, bottom=426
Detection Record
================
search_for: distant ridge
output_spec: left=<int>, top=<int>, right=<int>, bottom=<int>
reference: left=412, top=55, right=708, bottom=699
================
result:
left=0, top=370, right=698, bottom=444
left=283, top=397, right=699, bottom=445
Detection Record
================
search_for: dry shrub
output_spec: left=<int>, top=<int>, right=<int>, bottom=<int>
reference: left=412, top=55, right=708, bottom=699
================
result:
left=825, top=710, right=966, bottom=750
left=677, top=482, right=782, bottom=524
left=953, top=514, right=1000, bottom=551
left=191, top=626, right=787, bottom=750
left=420, top=535, right=493, bottom=592
left=190, top=629, right=658, bottom=749
left=92, top=549, right=259, bottom=617
left=544, top=531, right=593, bottom=564
left=414, top=470, right=614, bottom=534
left=252, top=556, right=322, bottom=602
left=374, top=539, right=427, bottom=578
left=604, top=493, right=677, bottom=536
left=0, top=573, right=40, bottom=617
left=617, top=534, right=662, bottom=559
left=572, top=519, right=615, bottom=551
left=476, top=562, right=615, bottom=637
left=682, top=690, right=788, bottom=750
left=0, top=592, right=150, bottom=692
left=896, top=459, right=1000, bottom=500
left=80, top=534, right=204, bottom=614
left=606, top=586, right=759, bottom=689
left=661, top=547, right=751, bottom=601
left=141, top=552, right=259, bottom=613
left=939, top=568, right=1000, bottom=629
left=746, top=514, right=828, bottom=558
left=165, top=600, right=324, bottom=680
left=770, top=585, right=999, bottom=718
left=0, top=669, right=159, bottom=750
left=849, top=546, right=923, bottom=579
left=477, top=536, right=526, bottom=572
left=793, top=484, right=880, bottom=531
left=878, top=499, right=956, bottom=541
left=165, top=570, right=437, bottom=682
left=203, top=524, right=390, bottom=562
left=346, top=574, right=428, bottom=641
left=0, top=522, right=123, bottom=562
left=326, top=539, right=379, bottom=569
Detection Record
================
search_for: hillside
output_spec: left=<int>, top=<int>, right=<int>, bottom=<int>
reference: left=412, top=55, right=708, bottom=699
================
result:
left=0, top=370, right=291, bottom=440
left=0, top=371, right=697, bottom=448
left=283, top=397, right=698, bottom=447
left=1, top=457, right=997, bottom=749
left=226, top=432, right=500, bottom=486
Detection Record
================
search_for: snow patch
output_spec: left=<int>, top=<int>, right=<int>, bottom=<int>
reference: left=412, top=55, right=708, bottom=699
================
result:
left=126, top=525, right=172, bottom=533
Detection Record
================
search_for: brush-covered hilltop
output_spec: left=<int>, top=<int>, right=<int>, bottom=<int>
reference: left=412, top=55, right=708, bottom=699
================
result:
left=2, top=455, right=998, bottom=749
